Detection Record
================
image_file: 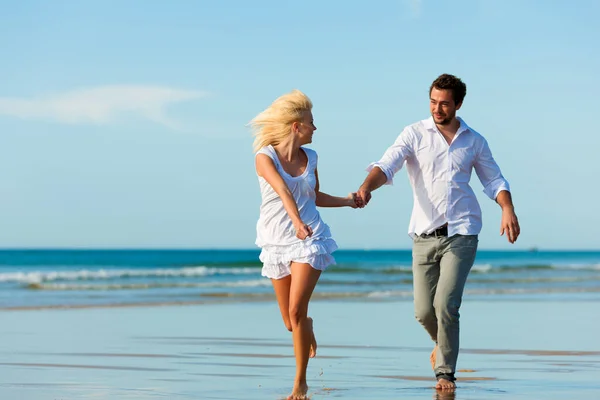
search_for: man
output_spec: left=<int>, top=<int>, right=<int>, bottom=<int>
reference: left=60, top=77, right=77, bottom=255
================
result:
left=356, top=74, right=520, bottom=390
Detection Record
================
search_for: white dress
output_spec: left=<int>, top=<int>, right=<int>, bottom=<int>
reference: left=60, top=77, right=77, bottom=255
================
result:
left=255, top=145, right=338, bottom=279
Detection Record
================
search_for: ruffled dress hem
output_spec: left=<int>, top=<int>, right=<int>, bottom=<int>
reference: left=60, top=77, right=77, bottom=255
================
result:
left=259, top=238, right=338, bottom=279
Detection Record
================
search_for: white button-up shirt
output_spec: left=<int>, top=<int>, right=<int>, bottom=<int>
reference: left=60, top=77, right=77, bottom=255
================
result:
left=368, top=117, right=510, bottom=237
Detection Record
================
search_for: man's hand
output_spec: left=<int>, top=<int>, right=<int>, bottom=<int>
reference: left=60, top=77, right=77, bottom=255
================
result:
left=356, top=186, right=372, bottom=208
left=347, top=193, right=361, bottom=209
left=355, top=167, right=387, bottom=208
left=500, top=208, right=520, bottom=244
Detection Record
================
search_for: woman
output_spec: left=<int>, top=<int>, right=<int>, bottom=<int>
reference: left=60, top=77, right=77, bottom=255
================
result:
left=250, top=89, right=360, bottom=399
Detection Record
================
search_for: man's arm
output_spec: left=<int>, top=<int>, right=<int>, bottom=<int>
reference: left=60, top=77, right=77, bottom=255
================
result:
left=473, top=138, right=520, bottom=244
left=357, top=167, right=388, bottom=206
left=356, top=128, right=414, bottom=207
left=496, top=190, right=520, bottom=244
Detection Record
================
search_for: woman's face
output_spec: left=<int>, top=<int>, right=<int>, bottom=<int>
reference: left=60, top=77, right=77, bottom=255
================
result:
left=295, top=111, right=316, bottom=144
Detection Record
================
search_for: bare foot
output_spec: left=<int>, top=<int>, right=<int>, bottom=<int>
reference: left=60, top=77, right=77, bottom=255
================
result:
left=430, top=345, right=437, bottom=370
left=287, top=381, right=309, bottom=399
left=436, top=378, right=456, bottom=390
left=307, top=317, right=317, bottom=358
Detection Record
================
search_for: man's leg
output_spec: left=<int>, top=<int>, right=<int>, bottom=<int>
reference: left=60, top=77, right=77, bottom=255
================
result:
left=412, top=236, right=442, bottom=344
left=434, top=235, right=478, bottom=388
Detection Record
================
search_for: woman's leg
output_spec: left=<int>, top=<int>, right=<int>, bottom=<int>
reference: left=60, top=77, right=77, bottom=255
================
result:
left=288, top=262, right=321, bottom=400
left=271, top=275, right=293, bottom=332
left=271, top=274, right=317, bottom=356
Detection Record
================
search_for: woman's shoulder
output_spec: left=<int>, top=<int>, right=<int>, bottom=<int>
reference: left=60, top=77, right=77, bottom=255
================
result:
left=302, top=146, right=318, bottom=160
left=255, top=144, right=274, bottom=156
left=255, top=145, right=278, bottom=163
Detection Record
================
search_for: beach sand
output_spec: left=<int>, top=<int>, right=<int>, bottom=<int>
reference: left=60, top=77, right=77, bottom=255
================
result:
left=1, top=298, right=599, bottom=399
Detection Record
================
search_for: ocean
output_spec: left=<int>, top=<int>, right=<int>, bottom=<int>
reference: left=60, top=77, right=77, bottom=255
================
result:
left=1, top=249, right=599, bottom=310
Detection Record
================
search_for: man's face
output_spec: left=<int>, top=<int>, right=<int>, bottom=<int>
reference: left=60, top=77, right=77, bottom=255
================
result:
left=430, top=88, right=461, bottom=126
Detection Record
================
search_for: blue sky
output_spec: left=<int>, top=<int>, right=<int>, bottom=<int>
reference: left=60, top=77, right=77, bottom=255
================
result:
left=1, top=0, right=599, bottom=250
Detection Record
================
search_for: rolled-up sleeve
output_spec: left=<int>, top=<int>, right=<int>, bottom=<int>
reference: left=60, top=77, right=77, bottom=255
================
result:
left=474, top=138, right=510, bottom=200
left=366, top=128, right=414, bottom=185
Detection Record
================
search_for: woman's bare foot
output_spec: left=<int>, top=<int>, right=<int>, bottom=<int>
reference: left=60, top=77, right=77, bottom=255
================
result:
left=430, top=345, right=437, bottom=370
left=307, top=317, right=317, bottom=358
left=436, top=378, right=456, bottom=390
left=287, top=381, right=309, bottom=399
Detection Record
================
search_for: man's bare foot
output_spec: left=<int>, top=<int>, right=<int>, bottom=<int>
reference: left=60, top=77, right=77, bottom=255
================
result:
left=430, top=345, right=437, bottom=370
left=287, top=381, right=309, bottom=400
left=307, top=317, right=317, bottom=358
left=436, top=378, right=456, bottom=390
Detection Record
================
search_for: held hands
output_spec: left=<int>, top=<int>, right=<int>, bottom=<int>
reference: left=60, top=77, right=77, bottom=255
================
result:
left=344, top=187, right=372, bottom=209
left=354, top=187, right=372, bottom=209
left=500, top=207, right=520, bottom=244
left=347, top=192, right=370, bottom=208
left=347, top=193, right=361, bottom=209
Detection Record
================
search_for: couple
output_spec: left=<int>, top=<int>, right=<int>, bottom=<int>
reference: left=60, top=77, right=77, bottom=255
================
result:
left=250, top=74, right=521, bottom=400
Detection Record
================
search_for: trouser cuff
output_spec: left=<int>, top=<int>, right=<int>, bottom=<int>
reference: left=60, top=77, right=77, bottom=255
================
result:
left=436, top=372, right=456, bottom=382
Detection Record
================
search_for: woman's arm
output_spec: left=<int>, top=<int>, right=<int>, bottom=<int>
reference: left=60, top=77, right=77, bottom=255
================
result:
left=256, top=154, right=313, bottom=239
left=314, top=169, right=358, bottom=208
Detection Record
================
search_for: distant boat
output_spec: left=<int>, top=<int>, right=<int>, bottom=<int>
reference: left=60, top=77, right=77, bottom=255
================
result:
left=528, top=246, right=539, bottom=253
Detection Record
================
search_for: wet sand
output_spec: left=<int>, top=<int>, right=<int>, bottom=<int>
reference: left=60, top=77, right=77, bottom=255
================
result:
left=0, top=299, right=599, bottom=399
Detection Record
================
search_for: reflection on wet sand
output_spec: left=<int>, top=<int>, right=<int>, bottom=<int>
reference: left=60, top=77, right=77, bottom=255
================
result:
left=189, top=372, right=263, bottom=378
left=0, top=362, right=174, bottom=371
left=133, top=335, right=600, bottom=358
left=2, top=300, right=598, bottom=399
left=375, top=375, right=496, bottom=382
left=434, top=391, right=456, bottom=400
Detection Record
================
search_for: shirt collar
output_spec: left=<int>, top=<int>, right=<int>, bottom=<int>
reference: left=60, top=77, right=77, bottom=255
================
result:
left=423, top=116, right=471, bottom=136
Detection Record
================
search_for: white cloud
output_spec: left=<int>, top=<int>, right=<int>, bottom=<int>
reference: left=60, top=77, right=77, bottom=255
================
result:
left=407, top=0, right=422, bottom=18
left=0, top=85, right=206, bottom=130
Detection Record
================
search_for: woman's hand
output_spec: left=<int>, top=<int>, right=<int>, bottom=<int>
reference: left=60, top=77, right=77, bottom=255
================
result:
left=294, top=222, right=313, bottom=240
left=347, top=192, right=362, bottom=209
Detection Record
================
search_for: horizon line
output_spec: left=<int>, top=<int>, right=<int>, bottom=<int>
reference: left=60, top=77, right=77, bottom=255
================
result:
left=0, top=247, right=597, bottom=252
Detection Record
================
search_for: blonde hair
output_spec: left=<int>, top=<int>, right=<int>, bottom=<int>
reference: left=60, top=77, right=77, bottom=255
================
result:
left=249, top=89, right=313, bottom=153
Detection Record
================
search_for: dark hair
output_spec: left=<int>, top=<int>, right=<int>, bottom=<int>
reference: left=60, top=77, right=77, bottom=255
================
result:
left=429, top=74, right=467, bottom=105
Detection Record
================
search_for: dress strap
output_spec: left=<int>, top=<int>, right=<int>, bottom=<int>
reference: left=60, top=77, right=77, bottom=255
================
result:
left=256, top=145, right=281, bottom=169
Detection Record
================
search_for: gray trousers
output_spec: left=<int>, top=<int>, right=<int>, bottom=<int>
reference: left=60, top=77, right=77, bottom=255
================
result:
left=412, top=234, right=478, bottom=381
